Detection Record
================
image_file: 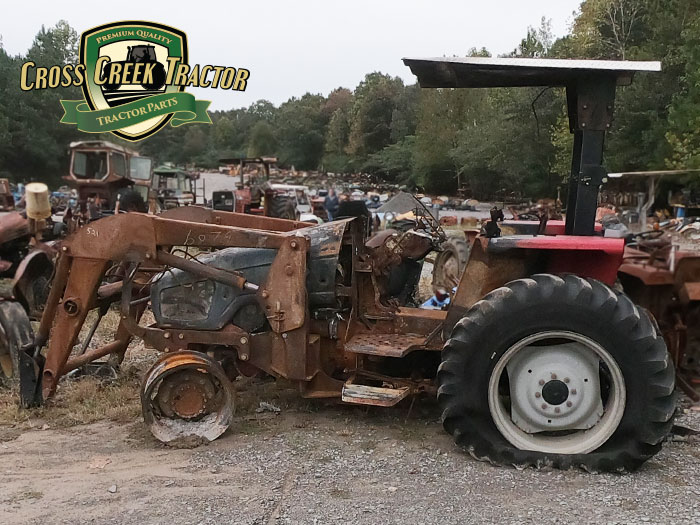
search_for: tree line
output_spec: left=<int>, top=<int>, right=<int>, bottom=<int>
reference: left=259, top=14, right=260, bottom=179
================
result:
left=3, top=1, right=700, bottom=200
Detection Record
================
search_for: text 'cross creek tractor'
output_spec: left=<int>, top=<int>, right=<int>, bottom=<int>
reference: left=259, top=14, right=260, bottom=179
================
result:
left=17, top=58, right=676, bottom=472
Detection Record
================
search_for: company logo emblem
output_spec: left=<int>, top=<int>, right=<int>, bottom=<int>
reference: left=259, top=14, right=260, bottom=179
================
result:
left=62, top=21, right=209, bottom=140
left=20, top=21, right=249, bottom=141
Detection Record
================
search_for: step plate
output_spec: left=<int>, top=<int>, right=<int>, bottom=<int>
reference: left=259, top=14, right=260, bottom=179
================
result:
left=345, top=334, right=425, bottom=358
left=341, top=383, right=410, bottom=407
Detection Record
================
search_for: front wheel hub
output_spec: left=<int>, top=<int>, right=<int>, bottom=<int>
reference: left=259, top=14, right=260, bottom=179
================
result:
left=541, top=379, right=569, bottom=406
left=141, top=351, right=234, bottom=444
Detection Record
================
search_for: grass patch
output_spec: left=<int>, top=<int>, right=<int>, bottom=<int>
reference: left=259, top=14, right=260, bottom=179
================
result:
left=0, top=366, right=142, bottom=431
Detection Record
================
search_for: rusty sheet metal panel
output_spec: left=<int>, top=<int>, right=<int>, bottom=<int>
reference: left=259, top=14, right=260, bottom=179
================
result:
left=65, top=214, right=157, bottom=261
left=154, top=217, right=286, bottom=250
left=64, top=213, right=291, bottom=261
left=341, top=383, right=410, bottom=407
left=345, top=333, right=427, bottom=358
left=261, top=236, right=309, bottom=333
left=159, top=206, right=310, bottom=232
left=444, top=239, right=528, bottom=336
left=488, top=235, right=624, bottom=285
left=680, top=282, right=700, bottom=304
left=0, top=212, right=29, bottom=244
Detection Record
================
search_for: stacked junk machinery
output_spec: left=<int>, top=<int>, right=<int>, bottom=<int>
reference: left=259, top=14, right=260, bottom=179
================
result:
left=1, top=56, right=699, bottom=473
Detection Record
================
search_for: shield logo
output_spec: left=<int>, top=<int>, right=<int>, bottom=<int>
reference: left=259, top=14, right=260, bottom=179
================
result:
left=80, top=21, right=188, bottom=141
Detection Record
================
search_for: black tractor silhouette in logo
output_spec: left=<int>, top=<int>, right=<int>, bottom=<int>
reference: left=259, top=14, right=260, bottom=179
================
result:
left=101, top=45, right=167, bottom=91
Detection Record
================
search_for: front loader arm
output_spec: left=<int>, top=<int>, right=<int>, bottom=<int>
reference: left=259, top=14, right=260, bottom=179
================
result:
left=31, top=211, right=292, bottom=403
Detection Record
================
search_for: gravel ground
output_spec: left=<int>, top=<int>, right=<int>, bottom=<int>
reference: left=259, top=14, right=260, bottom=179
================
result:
left=1, top=385, right=699, bottom=525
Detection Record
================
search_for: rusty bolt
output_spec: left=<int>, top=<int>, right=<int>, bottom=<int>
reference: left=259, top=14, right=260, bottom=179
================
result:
left=261, top=290, right=269, bottom=298
left=541, top=403, right=548, bottom=410
left=538, top=379, right=545, bottom=386
left=571, top=389, right=577, bottom=395
left=62, top=246, right=68, bottom=252
left=240, top=354, right=249, bottom=361
left=535, top=392, right=541, bottom=398
left=285, top=264, right=294, bottom=276
left=290, top=240, right=298, bottom=249
left=566, top=401, right=573, bottom=407
left=178, top=333, right=184, bottom=340
left=164, top=332, right=171, bottom=339
left=145, top=253, right=152, bottom=259
left=282, top=333, right=288, bottom=339
left=63, top=299, right=79, bottom=316
left=240, top=337, right=248, bottom=345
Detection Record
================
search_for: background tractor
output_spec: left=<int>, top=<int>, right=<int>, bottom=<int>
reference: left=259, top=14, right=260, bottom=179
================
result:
left=13, top=58, right=676, bottom=473
left=219, top=157, right=317, bottom=220
left=64, top=140, right=153, bottom=220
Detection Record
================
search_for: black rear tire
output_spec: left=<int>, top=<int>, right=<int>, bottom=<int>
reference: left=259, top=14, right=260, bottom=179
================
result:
left=269, top=196, right=296, bottom=220
left=0, top=301, right=34, bottom=386
left=438, top=274, right=676, bottom=472
left=432, top=235, right=470, bottom=290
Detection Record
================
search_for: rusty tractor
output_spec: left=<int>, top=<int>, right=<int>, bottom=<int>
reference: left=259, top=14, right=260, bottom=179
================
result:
left=15, top=58, right=676, bottom=472
left=0, top=184, right=59, bottom=385
left=218, top=157, right=311, bottom=220
left=152, top=164, right=200, bottom=210
left=64, top=140, right=153, bottom=220
left=603, top=170, right=700, bottom=403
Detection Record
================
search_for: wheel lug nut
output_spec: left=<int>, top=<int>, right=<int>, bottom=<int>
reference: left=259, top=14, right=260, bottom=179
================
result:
left=564, top=377, right=570, bottom=383
left=541, top=403, right=548, bottom=410
left=535, top=392, right=541, bottom=398
left=550, top=373, right=557, bottom=380
left=538, top=379, right=545, bottom=386
left=566, top=401, right=572, bottom=407
left=571, top=389, right=577, bottom=395
left=554, top=407, right=560, bottom=413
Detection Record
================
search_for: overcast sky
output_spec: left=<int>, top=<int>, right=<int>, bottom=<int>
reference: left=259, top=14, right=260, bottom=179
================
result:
left=1, top=0, right=582, bottom=111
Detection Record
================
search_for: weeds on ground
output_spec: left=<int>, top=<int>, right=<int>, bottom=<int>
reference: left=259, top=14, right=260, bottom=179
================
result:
left=0, top=366, right=142, bottom=431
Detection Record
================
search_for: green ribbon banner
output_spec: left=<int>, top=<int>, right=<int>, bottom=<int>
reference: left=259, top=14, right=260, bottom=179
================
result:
left=60, top=93, right=211, bottom=132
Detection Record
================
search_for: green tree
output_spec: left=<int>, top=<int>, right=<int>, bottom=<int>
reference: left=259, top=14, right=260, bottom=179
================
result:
left=347, top=73, right=404, bottom=161
left=275, top=94, right=328, bottom=170
left=247, top=120, right=277, bottom=158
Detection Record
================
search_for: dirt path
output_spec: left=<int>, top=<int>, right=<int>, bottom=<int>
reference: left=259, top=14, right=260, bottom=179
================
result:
left=2, top=395, right=700, bottom=525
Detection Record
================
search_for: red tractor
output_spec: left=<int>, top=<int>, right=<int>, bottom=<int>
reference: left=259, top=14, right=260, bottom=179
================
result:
left=13, top=58, right=675, bottom=473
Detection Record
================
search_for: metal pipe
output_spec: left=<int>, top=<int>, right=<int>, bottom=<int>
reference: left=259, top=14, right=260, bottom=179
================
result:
left=62, top=340, right=124, bottom=374
left=77, top=307, right=105, bottom=357
left=156, top=250, right=258, bottom=291
left=34, top=251, right=71, bottom=351
left=97, top=281, right=123, bottom=299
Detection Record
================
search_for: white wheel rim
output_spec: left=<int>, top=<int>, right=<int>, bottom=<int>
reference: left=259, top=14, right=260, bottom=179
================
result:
left=488, top=331, right=626, bottom=455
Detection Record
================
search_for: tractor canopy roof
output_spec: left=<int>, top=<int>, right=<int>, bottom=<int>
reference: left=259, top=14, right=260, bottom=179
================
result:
left=608, top=169, right=700, bottom=179
left=219, top=157, right=278, bottom=166
left=402, top=57, right=661, bottom=89
left=69, top=140, right=138, bottom=156
left=153, top=164, right=198, bottom=179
